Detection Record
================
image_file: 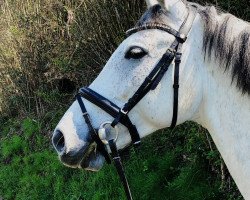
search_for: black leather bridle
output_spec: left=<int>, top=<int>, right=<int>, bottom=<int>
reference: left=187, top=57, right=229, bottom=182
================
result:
left=76, top=5, right=197, bottom=200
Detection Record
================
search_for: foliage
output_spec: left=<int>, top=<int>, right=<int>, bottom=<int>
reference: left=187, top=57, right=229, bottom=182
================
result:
left=0, top=0, right=145, bottom=116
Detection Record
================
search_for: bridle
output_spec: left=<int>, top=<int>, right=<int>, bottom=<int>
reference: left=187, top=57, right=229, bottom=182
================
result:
left=76, top=5, right=197, bottom=200
left=76, top=5, right=197, bottom=199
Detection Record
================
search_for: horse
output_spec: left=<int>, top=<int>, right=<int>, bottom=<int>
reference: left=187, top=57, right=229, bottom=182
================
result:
left=52, top=0, right=250, bottom=199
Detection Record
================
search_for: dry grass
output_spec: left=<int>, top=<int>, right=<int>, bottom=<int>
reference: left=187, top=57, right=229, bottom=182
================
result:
left=0, top=0, right=145, bottom=116
left=1, top=0, right=249, bottom=116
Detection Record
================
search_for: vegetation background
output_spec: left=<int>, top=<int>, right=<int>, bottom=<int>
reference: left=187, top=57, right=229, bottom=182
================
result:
left=0, top=0, right=249, bottom=199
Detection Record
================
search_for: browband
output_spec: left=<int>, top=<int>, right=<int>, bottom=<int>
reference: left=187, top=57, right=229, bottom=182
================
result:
left=126, top=23, right=187, bottom=43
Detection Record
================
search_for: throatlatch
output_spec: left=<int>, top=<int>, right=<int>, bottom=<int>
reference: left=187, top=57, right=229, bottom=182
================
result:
left=76, top=5, right=197, bottom=200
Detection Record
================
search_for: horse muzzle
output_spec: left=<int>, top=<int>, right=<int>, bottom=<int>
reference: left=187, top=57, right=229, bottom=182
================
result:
left=52, top=129, right=105, bottom=170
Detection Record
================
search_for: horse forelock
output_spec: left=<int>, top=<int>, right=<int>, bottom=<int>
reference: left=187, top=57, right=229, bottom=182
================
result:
left=199, top=6, right=250, bottom=95
left=136, top=4, right=171, bottom=26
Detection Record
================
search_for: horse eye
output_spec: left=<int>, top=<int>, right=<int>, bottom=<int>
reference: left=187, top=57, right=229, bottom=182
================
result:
left=125, top=46, right=148, bottom=60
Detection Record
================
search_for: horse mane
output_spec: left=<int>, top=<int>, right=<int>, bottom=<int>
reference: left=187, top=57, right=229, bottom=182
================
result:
left=136, top=4, right=250, bottom=95
left=198, top=6, right=250, bottom=95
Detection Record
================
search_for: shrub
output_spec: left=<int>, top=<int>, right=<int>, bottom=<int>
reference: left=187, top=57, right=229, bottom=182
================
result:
left=0, top=0, right=145, bottom=116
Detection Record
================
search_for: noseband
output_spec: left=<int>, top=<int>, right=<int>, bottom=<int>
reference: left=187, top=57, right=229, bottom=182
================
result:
left=76, top=5, right=197, bottom=200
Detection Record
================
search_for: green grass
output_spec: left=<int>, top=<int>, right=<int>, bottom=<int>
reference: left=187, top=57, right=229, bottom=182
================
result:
left=0, top=118, right=243, bottom=200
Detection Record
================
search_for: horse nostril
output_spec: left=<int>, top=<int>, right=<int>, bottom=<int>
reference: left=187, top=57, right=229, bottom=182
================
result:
left=52, top=130, right=65, bottom=153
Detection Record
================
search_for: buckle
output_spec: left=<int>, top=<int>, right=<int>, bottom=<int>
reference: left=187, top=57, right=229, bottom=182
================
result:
left=134, top=140, right=141, bottom=146
left=177, top=33, right=187, bottom=43
left=120, top=108, right=128, bottom=115
left=98, top=121, right=119, bottom=145
left=175, top=58, right=181, bottom=64
left=82, top=112, right=88, bottom=116
left=168, top=48, right=176, bottom=53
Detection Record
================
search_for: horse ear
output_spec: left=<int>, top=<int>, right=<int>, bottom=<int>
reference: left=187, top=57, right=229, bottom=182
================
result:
left=146, top=0, right=159, bottom=8
left=163, top=0, right=177, bottom=10
left=163, top=0, right=187, bottom=19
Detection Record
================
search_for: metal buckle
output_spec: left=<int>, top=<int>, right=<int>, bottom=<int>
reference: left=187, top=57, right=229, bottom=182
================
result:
left=134, top=141, right=141, bottom=145
left=120, top=108, right=128, bottom=115
left=167, top=48, right=176, bottom=56
left=177, top=33, right=187, bottom=43
left=82, top=112, right=88, bottom=116
left=98, top=121, right=119, bottom=145
left=168, top=48, right=174, bottom=53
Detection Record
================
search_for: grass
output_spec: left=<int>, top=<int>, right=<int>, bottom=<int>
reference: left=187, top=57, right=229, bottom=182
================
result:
left=0, top=118, right=243, bottom=200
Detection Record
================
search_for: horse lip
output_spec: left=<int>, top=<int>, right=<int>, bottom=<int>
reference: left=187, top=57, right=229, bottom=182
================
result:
left=79, top=150, right=104, bottom=172
left=59, top=143, right=92, bottom=166
left=79, top=143, right=98, bottom=168
left=59, top=143, right=102, bottom=170
left=79, top=153, right=92, bottom=169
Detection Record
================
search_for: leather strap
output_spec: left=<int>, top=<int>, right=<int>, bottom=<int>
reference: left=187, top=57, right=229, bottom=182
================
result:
left=126, top=23, right=187, bottom=43
left=170, top=45, right=182, bottom=129
left=79, top=88, right=141, bottom=145
left=76, top=94, right=111, bottom=163
left=113, top=40, right=179, bottom=124
left=109, top=139, right=133, bottom=200
left=170, top=6, right=197, bottom=128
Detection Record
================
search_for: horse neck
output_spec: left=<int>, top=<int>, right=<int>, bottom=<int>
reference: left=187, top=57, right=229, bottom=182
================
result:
left=193, top=13, right=250, bottom=199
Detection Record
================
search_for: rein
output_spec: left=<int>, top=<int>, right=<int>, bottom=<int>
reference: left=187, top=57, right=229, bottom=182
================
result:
left=76, top=5, right=197, bottom=200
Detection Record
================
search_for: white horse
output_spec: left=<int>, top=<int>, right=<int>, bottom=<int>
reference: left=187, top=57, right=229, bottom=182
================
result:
left=52, top=0, right=250, bottom=199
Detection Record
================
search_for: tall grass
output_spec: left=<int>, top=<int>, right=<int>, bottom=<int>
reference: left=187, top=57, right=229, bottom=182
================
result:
left=0, top=0, right=145, bottom=116
left=1, top=0, right=249, bottom=116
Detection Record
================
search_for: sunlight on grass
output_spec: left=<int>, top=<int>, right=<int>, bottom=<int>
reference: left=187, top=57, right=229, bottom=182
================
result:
left=0, top=118, right=243, bottom=200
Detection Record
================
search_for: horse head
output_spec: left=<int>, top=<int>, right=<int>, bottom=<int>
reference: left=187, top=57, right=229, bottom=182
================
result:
left=52, top=0, right=203, bottom=171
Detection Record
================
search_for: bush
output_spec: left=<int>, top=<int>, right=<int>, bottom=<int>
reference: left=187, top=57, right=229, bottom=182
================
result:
left=1, top=0, right=249, bottom=116
left=0, top=0, right=145, bottom=116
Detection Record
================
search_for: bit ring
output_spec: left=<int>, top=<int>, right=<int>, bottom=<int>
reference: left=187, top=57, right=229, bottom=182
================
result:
left=98, top=121, right=119, bottom=145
